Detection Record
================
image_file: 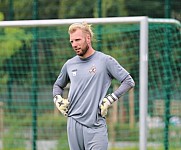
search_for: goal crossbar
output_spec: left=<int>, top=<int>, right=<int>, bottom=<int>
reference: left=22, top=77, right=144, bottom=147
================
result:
left=0, top=16, right=180, bottom=27
left=0, top=16, right=148, bottom=27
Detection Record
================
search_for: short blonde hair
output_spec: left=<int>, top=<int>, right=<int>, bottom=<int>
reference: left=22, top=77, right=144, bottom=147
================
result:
left=68, top=22, right=95, bottom=41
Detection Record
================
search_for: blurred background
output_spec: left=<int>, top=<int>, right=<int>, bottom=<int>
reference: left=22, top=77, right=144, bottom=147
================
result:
left=0, top=0, right=180, bottom=150
left=0, top=0, right=180, bottom=21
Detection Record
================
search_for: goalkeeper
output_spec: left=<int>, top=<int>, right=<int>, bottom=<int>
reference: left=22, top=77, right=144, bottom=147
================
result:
left=53, top=22, right=135, bottom=150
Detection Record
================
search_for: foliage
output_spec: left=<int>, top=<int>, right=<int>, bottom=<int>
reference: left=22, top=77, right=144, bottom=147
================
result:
left=3, top=115, right=26, bottom=150
left=101, top=0, right=127, bottom=17
left=56, top=132, right=69, bottom=150
left=108, top=123, right=139, bottom=142
left=0, top=28, right=32, bottom=63
left=37, top=114, right=67, bottom=140
left=0, top=12, right=4, bottom=20
left=0, top=27, right=32, bottom=92
left=2, top=111, right=181, bottom=149
left=110, top=147, right=181, bottom=150
left=3, top=112, right=68, bottom=149
left=0, top=0, right=180, bottom=21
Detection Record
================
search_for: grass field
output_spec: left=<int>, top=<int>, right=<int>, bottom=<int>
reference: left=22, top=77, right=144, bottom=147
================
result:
left=1, top=113, right=180, bottom=150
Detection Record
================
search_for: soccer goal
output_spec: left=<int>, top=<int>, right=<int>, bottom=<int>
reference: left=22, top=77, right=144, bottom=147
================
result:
left=0, top=17, right=180, bottom=150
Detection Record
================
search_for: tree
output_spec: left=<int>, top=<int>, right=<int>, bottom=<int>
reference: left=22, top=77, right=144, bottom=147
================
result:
left=59, top=0, right=95, bottom=19
left=0, top=12, right=32, bottom=91
left=125, top=0, right=181, bottom=21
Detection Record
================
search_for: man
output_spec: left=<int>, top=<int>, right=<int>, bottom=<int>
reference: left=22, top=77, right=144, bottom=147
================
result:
left=53, top=22, right=135, bottom=150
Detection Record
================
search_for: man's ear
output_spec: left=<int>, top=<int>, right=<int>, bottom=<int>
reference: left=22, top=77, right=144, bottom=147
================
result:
left=86, top=34, right=91, bottom=44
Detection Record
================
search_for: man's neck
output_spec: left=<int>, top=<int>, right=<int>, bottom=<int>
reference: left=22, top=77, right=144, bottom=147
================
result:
left=80, top=48, right=95, bottom=59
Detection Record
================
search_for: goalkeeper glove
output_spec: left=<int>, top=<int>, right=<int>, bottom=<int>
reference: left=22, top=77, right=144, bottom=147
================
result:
left=100, top=93, right=118, bottom=117
left=54, top=95, right=69, bottom=117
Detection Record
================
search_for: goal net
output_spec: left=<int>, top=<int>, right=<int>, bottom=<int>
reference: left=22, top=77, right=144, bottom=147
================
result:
left=0, top=17, right=180, bottom=150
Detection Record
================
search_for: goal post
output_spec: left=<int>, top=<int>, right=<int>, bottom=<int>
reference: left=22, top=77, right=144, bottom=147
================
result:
left=0, top=17, right=180, bottom=150
left=139, top=17, right=148, bottom=150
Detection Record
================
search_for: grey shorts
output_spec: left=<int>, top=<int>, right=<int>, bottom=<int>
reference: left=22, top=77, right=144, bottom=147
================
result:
left=67, top=117, right=108, bottom=150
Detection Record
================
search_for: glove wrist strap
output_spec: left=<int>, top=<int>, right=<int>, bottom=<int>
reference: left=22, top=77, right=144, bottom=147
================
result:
left=106, top=93, right=118, bottom=104
left=54, top=95, right=61, bottom=103
left=111, top=93, right=118, bottom=100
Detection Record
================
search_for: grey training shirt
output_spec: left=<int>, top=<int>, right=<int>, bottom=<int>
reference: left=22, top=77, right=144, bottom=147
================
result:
left=53, top=51, right=134, bottom=127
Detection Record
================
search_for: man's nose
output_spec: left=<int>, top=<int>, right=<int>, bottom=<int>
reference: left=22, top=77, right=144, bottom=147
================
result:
left=72, top=42, right=77, bottom=48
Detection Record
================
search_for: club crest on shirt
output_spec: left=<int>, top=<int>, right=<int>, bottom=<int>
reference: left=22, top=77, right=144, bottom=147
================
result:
left=72, top=69, right=77, bottom=76
left=89, top=65, right=96, bottom=74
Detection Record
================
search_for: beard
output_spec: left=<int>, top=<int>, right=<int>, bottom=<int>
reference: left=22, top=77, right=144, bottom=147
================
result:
left=76, top=44, right=89, bottom=57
